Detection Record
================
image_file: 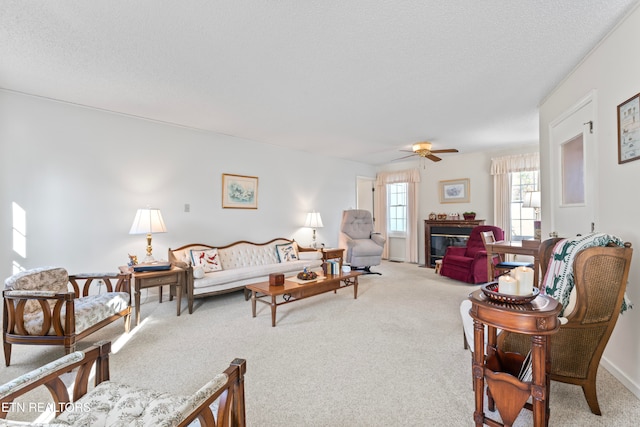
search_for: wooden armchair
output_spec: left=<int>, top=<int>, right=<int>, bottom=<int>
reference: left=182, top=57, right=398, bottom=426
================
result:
left=498, top=237, right=633, bottom=415
left=0, top=341, right=247, bottom=426
left=3, top=267, right=132, bottom=366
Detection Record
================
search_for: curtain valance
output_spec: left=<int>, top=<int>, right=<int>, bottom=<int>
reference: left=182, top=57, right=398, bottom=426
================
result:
left=375, top=169, right=420, bottom=185
left=491, top=152, right=539, bottom=175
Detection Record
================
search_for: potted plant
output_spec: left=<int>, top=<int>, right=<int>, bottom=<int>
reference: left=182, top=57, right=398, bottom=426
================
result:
left=463, top=211, right=476, bottom=220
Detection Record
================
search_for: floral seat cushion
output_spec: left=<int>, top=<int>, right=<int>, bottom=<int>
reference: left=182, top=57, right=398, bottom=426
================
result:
left=55, top=374, right=227, bottom=427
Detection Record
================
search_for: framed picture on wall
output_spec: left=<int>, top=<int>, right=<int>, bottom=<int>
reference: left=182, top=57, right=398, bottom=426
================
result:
left=617, top=92, right=640, bottom=164
left=222, top=173, right=258, bottom=209
left=439, top=178, right=470, bottom=203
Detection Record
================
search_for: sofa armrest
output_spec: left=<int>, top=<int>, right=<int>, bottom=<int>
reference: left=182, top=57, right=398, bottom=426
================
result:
left=370, top=233, right=385, bottom=247
left=176, top=358, right=247, bottom=427
left=472, top=250, right=488, bottom=261
left=3, top=290, right=71, bottom=299
left=3, top=291, right=76, bottom=338
left=0, top=342, right=111, bottom=418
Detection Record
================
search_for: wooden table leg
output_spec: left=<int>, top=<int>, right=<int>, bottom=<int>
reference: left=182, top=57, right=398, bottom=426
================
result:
left=176, top=285, right=182, bottom=316
left=251, top=291, right=257, bottom=318
left=270, top=295, right=277, bottom=327
left=353, top=277, right=359, bottom=299
left=472, top=320, right=485, bottom=426
left=135, top=283, right=141, bottom=326
left=531, top=335, right=547, bottom=427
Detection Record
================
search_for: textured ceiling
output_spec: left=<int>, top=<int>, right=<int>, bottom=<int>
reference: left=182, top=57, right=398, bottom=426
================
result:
left=1, top=1, right=638, bottom=165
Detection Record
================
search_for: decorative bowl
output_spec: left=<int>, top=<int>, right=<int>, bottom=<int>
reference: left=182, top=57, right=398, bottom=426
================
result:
left=481, top=282, right=539, bottom=305
left=297, top=271, right=318, bottom=281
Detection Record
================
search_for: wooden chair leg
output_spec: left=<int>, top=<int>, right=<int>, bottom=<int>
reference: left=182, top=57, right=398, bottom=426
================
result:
left=4, top=341, right=11, bottom=367
left=582, top=382, right=602, bottom=415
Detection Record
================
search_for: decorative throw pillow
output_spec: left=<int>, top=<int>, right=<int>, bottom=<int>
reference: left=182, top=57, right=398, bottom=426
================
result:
left=276, top=242, right=299, bottom=262
left=190, top=249, right=223, bottom=272
left=193, top=265, right=205, bottom=279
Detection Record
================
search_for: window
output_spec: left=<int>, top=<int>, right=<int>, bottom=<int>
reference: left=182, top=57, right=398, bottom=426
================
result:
left=510, top=171, right=539, bottom=241
left=387, top=182, right=407, bottom=235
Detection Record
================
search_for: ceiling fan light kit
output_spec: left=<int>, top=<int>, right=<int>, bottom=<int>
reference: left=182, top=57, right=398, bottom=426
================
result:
left=412, top=142, right=432, bottom=156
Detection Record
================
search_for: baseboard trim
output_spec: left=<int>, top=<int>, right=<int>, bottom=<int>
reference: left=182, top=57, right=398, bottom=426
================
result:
left=601, top=356, right=640, bottom=400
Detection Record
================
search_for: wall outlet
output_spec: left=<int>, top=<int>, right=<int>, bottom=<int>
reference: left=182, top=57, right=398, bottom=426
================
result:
left=184, top=203, right=190, bottom=213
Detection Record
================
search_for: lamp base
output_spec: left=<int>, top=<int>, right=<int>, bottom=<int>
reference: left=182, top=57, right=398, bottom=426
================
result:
left=142, top=255, right=156, bottom=263
left=534, top=220, right=541, bottom=240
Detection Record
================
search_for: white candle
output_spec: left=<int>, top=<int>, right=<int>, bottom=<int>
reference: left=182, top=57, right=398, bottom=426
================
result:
left=514, top=266, right=534, bottom=296
left=498, top=275, right=518, bottom=295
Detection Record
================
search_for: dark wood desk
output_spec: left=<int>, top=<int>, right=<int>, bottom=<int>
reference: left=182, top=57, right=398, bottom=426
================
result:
left=468, top=289, right=561, bottom=427
left=485, top=240, right=541, bottom=284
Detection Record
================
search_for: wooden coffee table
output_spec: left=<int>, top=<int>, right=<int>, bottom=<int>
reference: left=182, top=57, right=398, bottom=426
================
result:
left=246, top=271, right=361, bottom=327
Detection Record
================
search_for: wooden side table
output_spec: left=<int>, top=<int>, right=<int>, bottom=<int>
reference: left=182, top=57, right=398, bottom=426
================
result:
left=119, top=265, right=185, bottom=326
left=322, top=248, right=345, bottom=271
left=468, top=289, right=561, bottom=427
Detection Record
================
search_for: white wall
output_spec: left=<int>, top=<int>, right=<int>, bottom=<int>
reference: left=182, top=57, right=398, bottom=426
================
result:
left=539, top=5, right=640, bottom=397
left=377, top=143, right=537, bottom=265
left=0, top=90, right=376, bottom=280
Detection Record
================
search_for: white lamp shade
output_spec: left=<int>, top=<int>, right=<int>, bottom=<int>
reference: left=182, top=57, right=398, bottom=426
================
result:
left=523, top=191, right=541, bottom=209
left=304, top=212, right=324, bottom=228
left=129, top=208, right=167, bottom=235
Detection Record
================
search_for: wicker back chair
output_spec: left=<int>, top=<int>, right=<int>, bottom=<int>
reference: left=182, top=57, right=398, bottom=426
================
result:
left=498, top=238, right=633, bottom=415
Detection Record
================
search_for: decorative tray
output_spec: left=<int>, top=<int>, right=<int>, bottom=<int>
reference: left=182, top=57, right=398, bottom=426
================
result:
left=481, top=282, right=539, bottom=305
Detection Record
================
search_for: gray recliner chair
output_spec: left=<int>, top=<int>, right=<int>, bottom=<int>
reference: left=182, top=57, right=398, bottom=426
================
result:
left=338, top=209, right=385, bottom=275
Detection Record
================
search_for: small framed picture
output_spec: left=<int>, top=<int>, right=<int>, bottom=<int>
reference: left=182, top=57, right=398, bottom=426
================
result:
left=617, top=92, right=640, bottom=164
left=222, top=174, right=258, bottom=209
left=439, top=178, right=470, bottom=203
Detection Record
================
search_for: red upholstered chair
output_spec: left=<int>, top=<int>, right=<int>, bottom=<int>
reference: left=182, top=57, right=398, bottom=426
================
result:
left=439, top=225, right=504, bottom=284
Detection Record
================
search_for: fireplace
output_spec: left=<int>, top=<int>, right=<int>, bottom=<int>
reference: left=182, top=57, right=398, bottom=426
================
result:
left=424, top=219, right=485, bottom=267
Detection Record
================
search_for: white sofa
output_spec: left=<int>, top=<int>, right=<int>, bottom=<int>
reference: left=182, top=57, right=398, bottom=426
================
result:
left=169, top=238, right=323, bottom=313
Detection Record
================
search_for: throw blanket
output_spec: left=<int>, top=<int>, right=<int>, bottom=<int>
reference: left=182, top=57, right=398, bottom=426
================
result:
left=542, top=233, right=631, bottom=316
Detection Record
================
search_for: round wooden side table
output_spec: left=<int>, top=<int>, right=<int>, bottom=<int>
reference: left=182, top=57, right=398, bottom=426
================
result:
left=468, top=289, right=561, bottom=427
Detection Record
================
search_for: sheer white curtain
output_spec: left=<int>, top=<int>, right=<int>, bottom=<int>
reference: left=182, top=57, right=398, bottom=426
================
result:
left=375, top=169, right=421, bottom=262
left=490, top=152, right=540, bottom=236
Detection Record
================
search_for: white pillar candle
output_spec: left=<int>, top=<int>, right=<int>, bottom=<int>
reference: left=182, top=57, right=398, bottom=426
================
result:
left=514, top=266, right=534, bottom=296
left=498, top=275, right=518, bottom=295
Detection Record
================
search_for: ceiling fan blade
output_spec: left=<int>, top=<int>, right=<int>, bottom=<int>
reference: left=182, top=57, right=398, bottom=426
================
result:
left=392, top=154, right=417, bottom=161
left=430, top=149, right=459, bottom=153
left=426, top=154, right=442, bottom=162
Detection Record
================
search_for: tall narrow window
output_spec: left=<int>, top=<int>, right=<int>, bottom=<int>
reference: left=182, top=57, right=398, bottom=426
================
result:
left=510, top=171, right=539, bottom=240
left=387, top=183, right=407, bottom=235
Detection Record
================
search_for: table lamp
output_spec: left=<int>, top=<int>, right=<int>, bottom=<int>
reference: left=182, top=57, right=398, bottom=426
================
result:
left=523, top=191, right=541, bottom=240
left=304, top=211, right=323, bottom=248
left=129, top=208, right=167, bottom=262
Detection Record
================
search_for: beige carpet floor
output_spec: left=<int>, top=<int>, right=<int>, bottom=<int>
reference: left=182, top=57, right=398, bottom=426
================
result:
left=2, top=261, right=640, bottom=426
